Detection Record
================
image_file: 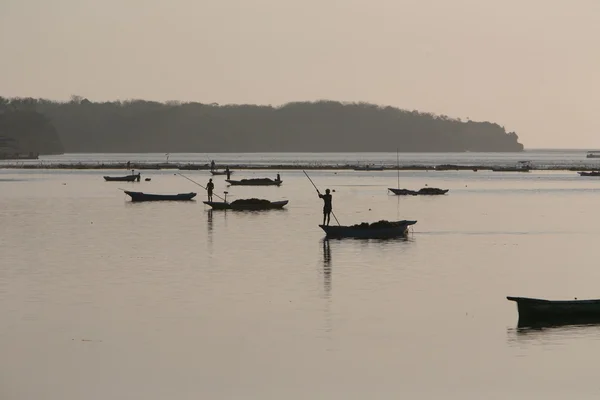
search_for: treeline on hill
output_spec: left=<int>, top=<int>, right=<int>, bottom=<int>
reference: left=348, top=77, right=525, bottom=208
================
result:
left=0, top=98, right=64, bottom=155
left=2, top=96, right=524, bottom=153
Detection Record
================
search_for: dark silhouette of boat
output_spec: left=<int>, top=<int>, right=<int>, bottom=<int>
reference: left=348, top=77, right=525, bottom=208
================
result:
left=104, top=173, right=141, bottom=182
left=388, top=187, right=448, bottom=196
left=210, top=170, right=233, bottom=176
left=578, top=171, right=600, bottom=177
left=226, top=178, right=282, bottom=186
left=586, top=152, right=600, bottom=159
left=203, top=199, right=288, bottom=210
left=320, top=220, right=417, bottom=239
left=124, top=190, right=196, bottom=202
left=507, top=296, right=600, bottom=326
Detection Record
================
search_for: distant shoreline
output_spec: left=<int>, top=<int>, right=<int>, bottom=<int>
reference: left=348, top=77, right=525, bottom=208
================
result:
left=0, top=162, right=596, bottom=172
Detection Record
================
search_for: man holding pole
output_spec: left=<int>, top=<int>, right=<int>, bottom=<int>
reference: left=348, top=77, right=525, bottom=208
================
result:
left=318, top=189, right=333, bottom=226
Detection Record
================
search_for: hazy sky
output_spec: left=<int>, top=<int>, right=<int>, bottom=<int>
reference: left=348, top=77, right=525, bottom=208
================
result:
left=1, top=0, right=599, bottom=148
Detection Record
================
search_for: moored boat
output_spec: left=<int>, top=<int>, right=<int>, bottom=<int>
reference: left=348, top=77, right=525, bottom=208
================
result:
left=210, top=170, right=233, bottom=176
left=586, top=152, right=600, bottom=159
left=203, top=198, right=288, bottom=210
left=492, top=161, right=532, bottom=172
left=388, top=187, right=449, bottom=196
left=507, top=296, right=600, bottom=326
left=320, top=220, right=417, bottom=239
left=104, top=173, right=141, bottom=182
left=578, top=171, right=600, bottom=177
left=226, top=178, right=282, bottom=186
left=124, top=190, right=196, bottom=202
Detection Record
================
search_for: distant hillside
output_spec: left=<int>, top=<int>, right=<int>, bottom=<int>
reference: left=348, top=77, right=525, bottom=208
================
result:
left=5, top=97, right=524, bottom=152
left=0, top=99, right=64, bottom=156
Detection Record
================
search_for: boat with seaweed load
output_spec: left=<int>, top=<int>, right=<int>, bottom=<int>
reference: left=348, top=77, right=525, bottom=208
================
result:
left=104, top=173, right=141, bottom=182
left=507, top=296, right=600, bottom=326
left=226, top=178, right=282, bottom=186
left=124, top=190, right=196, bottom=202
left=578, top=171, right=600, bottom=177
left=320, top=220, right=417, bottom=239
left=388, top=187, right=449, bottom=196
left=203, top=198, right=288, bottom=210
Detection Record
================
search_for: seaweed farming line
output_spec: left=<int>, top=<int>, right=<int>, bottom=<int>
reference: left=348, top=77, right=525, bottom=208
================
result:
left=2, top=161, right=600, bottom=171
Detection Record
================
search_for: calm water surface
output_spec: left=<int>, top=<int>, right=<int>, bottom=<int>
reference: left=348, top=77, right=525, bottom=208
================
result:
left=2, top=168, right=600, bottom=399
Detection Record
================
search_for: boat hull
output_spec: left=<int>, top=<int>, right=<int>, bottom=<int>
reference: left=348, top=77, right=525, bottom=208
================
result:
left=388, top=188, right=449, bottom=196
left=104, top=175, right=140, bottom=182
left=226, top=179, right=282, bottom=186
left=203, top=200, right=288, bottom=210
left=125, top=191, right=196, bottom=202
left=507, top=296, right=600, bottom=326
left=320, top=220, right=417, bottom=239
left=578, top=171, right=600, bottom=177
left=210, top=170, right=233, bottom=176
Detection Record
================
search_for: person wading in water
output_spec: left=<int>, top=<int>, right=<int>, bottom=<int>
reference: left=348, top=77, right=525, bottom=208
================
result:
left=206, top=178, right=214, bottom=201
left=318, top=189, right=332, bottom=226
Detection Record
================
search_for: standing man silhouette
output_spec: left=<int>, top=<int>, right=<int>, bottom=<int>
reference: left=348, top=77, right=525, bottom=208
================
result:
left=318, top=189, right=332, bottom=226
left=206, top=178, right=214, bottom=201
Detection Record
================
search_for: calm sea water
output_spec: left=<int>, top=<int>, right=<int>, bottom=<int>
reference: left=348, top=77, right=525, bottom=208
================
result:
left=2, top=164, right=600, bottom=399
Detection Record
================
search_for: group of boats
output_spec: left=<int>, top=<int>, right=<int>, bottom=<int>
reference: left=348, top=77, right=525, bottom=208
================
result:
left=102, top=168, right=433, bottom=239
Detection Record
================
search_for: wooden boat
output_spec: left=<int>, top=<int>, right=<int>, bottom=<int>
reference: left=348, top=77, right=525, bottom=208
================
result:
left=387, top=151, right=447, bottom=196
left=104, top=173, right=140, bottom=182
left=320, top=220, right=417, bottom=239
left=210, top=170, right=233, bottom=176
left=203, top=199, right=288, bottom=210
left=388, top=187, right=449, bottom=196
left=226, top=178, right=282, bottom=186
left=124, top=190, right=196, bottom=202
left=578, top=171, right=600, bottom=177
left=586, top=152, right=600, bottom=159
left=507, top=296, right=600, bottom=326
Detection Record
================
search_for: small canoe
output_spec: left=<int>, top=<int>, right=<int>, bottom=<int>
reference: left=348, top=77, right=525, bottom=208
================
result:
left=507, top=296, right=600, bottom=326
left=578, top=171, right=600, bottom=177
left=211, top=170, right=233, bottom=176
left=388, top=187, right=449, bottom=196
left=226, top=178, right=282, bottom=186
left=104, top=174, right=140, bottom=182
left=320, top=220, right=417, bottom=239
left=203, top=199, right=288, bottom=210
left=124, top=190, right=196, bottom=202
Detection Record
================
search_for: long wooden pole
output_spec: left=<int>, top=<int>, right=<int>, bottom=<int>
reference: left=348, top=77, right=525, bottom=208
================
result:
left=396, top=148, right=400, bottom=189
left=177, top=173, right=227, bottom=202
left=302, top=170, right=341, bottom=226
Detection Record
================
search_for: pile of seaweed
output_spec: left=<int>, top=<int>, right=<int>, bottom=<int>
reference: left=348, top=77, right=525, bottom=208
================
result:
left=417, top=187, right=448, bottom=195
left=231, top=198, right=271, bottom=205
left=349, top=220, right=405, bottom=229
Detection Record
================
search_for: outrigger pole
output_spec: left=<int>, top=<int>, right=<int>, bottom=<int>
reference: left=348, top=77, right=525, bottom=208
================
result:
left=302, top=170, right=341, bottom=226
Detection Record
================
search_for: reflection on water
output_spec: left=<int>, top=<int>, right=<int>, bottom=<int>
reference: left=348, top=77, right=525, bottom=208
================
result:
left=507, top=323, right=600, bottom=345
left=322, top=239, right=332, bottom=299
